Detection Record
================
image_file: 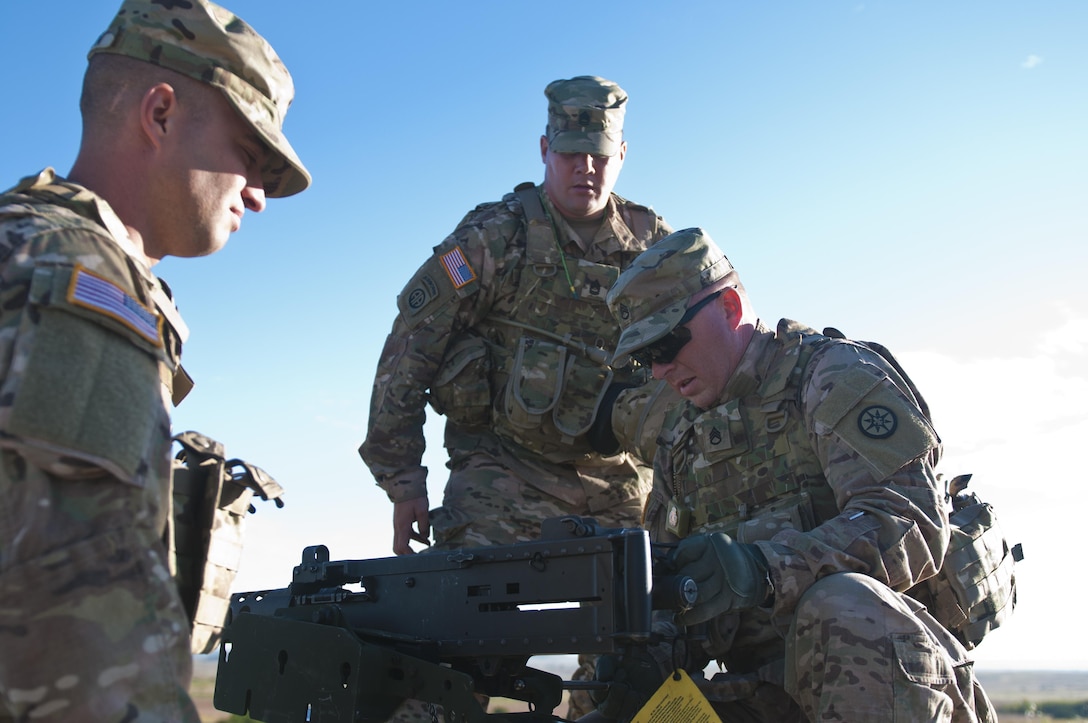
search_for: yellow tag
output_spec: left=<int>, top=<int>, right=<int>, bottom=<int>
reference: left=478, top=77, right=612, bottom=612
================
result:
left=632, top=669, right=719, bottom=723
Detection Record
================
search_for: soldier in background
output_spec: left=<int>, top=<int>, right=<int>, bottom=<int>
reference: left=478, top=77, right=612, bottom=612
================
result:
left=360, top=75, right=672, bottom=719
left=0, top=1, right=310, bottom=720
left=587, top=228, right=994, bottom=721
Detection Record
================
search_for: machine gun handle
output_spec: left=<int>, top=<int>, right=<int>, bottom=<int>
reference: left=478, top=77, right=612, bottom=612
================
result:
left=651, top=574, right=698, bottom=612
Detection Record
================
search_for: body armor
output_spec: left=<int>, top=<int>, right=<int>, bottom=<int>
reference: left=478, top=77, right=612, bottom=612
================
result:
left=434, top=183, right=659, bottom=463
left=666, top=322, right=839, bottom=541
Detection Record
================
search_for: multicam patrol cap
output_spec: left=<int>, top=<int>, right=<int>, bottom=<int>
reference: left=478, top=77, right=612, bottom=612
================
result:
left=88, top=0, right=311, bottom=198
left=607, top=228, right=735, bottom=366
left=545, top=75, right=627, bottom=156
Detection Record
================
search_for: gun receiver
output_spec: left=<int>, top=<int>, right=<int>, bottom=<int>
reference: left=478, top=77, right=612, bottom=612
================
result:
left=214, top=516, right=696, bottom=722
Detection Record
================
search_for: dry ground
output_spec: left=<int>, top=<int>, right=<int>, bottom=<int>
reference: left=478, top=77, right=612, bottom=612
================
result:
left=192, top=659, right=1088, bottom=723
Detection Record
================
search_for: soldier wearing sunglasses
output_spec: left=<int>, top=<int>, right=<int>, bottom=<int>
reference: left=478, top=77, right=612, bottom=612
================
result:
left=587, top=228, right=995, bottom=722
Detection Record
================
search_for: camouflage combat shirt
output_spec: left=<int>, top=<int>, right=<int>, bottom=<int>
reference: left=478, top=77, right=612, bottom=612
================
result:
left=648, top=319, right=949, bottom=622
left=361, top=185, right=671, bottom=503
left=0, top=169, right=187, bottom=516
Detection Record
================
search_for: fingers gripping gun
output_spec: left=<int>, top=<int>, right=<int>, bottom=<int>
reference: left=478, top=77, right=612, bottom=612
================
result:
left=213, top=516, right=696, bottom=723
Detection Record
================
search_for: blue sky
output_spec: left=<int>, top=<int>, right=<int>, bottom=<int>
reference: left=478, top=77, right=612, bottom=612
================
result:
left=2, top=1, right=1085, bottom=672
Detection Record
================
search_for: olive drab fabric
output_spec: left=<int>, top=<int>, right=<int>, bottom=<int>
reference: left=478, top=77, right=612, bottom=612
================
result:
left=0, top=170, right=199, bottom=722
left=0, top=169, right=187, bottom=488
left=167, top=431, right=285, bottom=654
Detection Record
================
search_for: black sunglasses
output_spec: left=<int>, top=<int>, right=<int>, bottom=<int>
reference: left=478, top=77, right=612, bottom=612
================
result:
left=630, top=289, right=724, bottom=367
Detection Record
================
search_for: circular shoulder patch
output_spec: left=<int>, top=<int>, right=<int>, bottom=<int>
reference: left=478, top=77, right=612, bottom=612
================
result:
left=858, top=405, right=897, bottom=439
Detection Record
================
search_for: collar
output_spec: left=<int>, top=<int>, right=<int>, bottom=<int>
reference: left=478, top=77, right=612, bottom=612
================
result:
left=539, top=190, right=630, bottom=257
left=718, top=319, right=775, bottom=402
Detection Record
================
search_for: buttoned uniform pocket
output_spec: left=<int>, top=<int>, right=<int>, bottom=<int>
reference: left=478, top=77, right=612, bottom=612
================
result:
left=891, top=632, right=956, bottom=722
left=430, top=333, right=492, bottom=427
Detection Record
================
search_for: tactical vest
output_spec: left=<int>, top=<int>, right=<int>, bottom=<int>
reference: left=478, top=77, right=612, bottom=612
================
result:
left=444, top=183, right=659, bottom=463
left=666, top=322, right=840, bottom=542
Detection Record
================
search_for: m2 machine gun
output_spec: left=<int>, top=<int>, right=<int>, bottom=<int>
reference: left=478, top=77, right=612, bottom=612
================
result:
left=214, top=517, right=697, bottom=722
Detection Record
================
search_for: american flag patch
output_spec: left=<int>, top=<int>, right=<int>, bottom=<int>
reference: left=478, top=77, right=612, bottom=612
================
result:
left=67, top=267, right=162, bottom=346
left=440, top=246, right=477, bottom=289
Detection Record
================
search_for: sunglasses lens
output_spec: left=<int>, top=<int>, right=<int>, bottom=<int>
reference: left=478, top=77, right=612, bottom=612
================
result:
left=632, top=327, right=691, bottom=367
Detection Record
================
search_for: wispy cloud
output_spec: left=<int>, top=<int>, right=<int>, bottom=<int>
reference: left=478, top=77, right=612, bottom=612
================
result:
left=1022, top=54, right=1044, bottom=69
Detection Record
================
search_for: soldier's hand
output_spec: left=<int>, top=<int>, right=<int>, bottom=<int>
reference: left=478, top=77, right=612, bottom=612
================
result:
left=392, top=497, right=430, bottom=555
left=666, top=533, right=770, bottom=625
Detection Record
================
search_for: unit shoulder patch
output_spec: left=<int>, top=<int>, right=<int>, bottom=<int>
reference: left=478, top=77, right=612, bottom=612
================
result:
left=858, top=405, right=897, bottom=439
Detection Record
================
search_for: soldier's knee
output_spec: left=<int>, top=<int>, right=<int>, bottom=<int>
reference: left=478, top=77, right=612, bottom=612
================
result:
left=794, top=572, right=892, bottom=627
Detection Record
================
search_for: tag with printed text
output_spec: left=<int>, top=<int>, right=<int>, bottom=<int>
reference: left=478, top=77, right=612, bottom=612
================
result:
left=632, top=669, right=719, bottom=723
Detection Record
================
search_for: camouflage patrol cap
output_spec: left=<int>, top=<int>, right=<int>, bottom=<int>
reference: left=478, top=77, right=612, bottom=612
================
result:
left=545, top=76, right=627, bottom=156
left=88, top=0, right=311, bottom=198
left=607, top=228, right=735, bottom=366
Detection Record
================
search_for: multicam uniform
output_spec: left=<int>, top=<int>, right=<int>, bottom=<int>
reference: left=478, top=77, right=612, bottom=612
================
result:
left=361, top=183, right=672, bottom=545
left=0, top=170, right=199, bottom=723
left=646, top=318, right=995, bottom=722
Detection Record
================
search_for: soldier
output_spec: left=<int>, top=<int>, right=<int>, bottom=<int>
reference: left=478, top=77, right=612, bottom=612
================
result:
left=589, top=228, right=995, bottom=721
left=359, top=75, right=672, bottom=719
left=0, top=2, right=309, bottom=721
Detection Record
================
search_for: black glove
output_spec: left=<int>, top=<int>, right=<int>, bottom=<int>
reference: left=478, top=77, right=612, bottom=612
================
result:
left=666, top=533, right=770, bottom=625
left=589, top=649, right=666, bottom=721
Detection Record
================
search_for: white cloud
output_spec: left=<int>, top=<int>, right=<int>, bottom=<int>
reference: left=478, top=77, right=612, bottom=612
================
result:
left=1039, top=312, right=1088, bottom=356
left=1022, top=54, right=1044, bottom=69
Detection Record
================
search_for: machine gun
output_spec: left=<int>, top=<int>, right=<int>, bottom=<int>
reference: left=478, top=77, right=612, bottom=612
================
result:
left=214, top=516, right=697, bottom=722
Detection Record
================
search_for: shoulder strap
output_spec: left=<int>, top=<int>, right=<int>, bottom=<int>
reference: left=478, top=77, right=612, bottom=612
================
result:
left=513, top=182, right=560, bottom=268
left=611, top=193, right=659, bottom=243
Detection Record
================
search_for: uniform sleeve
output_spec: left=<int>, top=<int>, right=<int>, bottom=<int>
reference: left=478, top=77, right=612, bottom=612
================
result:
left=0, top=222, right=171, bottom=486
left=757, top=342, right=948, bottom=617
left=358, top=203, right=517, bottom=502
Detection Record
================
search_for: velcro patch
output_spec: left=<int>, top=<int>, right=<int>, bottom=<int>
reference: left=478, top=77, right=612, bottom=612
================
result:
left=67, top=266, right=162, bottom=346
left=440, top=246, right=477, bottom=289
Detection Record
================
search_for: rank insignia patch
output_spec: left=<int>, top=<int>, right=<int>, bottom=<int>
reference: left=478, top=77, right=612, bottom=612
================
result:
left=440, top=246, right=477, bottom=289
left=67, top=266, right=162, bottom=346
left=858, top=405, right=897, bottom=439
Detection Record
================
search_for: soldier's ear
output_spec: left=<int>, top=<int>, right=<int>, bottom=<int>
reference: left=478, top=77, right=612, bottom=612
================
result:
left=140, top=82, right=180, bottom=148
left=539, top=135, right=549, bottom=163
left=720, top=286, right=743, bottom=323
